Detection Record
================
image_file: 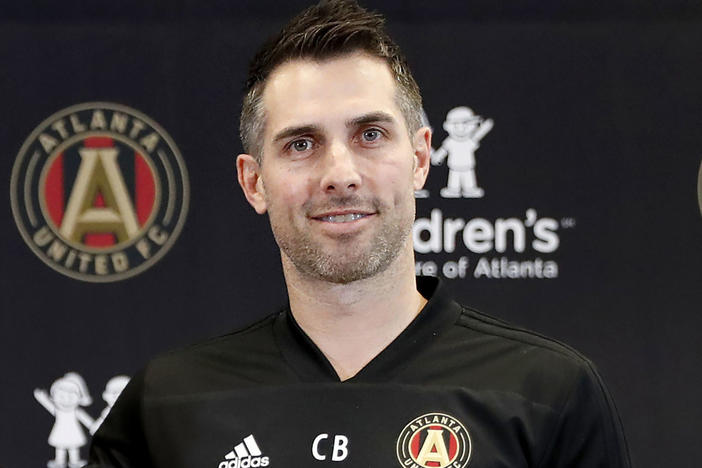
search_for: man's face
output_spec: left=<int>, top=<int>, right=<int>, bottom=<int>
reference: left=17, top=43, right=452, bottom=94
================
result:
left=238, top=52, right=430, bottom=284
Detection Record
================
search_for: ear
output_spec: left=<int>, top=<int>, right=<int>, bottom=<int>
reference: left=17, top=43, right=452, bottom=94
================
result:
left=412, top=126, right=432, bottom=190
left=236, top=154, right=268, bottom=214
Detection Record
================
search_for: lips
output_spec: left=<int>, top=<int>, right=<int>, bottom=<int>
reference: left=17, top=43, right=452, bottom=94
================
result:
left=307, top=196, right=380, bottom=225
left=310, top=208, right=376, bottom=224
left=317, top=213, right=369, bottom=223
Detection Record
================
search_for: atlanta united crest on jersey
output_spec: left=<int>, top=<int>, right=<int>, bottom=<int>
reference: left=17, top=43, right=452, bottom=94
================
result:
left=396, top=413, right=472, bottom=468
left=11, top=102, right=189, bottom=282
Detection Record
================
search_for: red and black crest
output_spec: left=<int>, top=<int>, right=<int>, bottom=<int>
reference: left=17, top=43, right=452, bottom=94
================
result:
left=11, top=102, right=189, bottom=281
left=396, top=413, right=472, bottom=468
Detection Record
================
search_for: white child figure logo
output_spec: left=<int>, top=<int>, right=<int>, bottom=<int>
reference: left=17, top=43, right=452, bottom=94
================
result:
left=34, top=372, right=95, bottom=468
left=90, top=375, right=130, bottom=435
left=431, top=106, right=493, bottom=198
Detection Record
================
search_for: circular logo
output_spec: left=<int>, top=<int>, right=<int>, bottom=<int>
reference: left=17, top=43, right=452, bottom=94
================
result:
left=396, top=412, right=472, bottom=468
left=11, top=102, right=189, bottom=282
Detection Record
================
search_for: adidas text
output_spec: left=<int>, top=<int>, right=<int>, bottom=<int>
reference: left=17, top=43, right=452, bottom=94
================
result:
left=218, top=456, right=270, bottom=468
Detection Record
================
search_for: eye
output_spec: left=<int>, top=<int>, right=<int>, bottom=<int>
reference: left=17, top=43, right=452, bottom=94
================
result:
left=290, top=138, right=313, bottom=152
left=362, top=128, right=382, bottom=142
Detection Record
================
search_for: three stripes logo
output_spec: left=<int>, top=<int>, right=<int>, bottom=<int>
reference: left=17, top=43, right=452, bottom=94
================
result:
left=218, top=434, right=270, bottom=468
left=10, top=102, right=189, bottom=282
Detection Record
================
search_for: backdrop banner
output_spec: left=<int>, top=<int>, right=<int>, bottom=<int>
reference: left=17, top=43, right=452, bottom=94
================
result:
left=1, top=2, right=701, bottom=467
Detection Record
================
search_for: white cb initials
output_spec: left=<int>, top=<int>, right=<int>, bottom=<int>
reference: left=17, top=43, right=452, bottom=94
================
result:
left=312, top=433, right=349, bottom=461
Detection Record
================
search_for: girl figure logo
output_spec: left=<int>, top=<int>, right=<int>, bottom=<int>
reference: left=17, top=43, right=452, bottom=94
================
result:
left=34, top=372, right=95, bottom=468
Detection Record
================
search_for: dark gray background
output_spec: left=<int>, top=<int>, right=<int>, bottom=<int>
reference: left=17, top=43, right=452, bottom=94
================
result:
left=1, top=1, right=701, bottom=467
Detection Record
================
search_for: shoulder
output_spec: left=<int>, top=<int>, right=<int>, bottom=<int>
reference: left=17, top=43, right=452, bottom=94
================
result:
left=449, top=306, right=631, bottom=467
left=435, top=302, right=606, bottom=407
left=142, top=312, right=290, bottom=396
left=155, top=312, right=278, bottom=364
left=448, top=308, right=632, bottom=467
left=457, top=304, right=594, bottom=369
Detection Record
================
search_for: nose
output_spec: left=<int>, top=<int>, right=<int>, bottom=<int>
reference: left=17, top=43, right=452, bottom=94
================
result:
left=318, top=140, right=362, bottom=194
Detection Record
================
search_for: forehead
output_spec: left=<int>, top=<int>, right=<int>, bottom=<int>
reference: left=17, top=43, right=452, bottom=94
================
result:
left=262, top=52, right=402, bottom=135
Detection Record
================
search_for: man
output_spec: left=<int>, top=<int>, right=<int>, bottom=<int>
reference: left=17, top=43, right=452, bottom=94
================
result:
left=89, top=1, right=631, bottom=467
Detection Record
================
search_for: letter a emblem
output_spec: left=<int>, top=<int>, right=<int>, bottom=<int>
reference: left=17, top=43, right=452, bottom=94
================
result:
left=60, top=147, right=140, bottom=243
left=397, top=412, right=471, bottom=468
left=416, top=429, right=451, bottom=466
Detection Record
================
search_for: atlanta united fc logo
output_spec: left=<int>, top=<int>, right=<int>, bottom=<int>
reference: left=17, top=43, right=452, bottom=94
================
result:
left=396, top=413, right=472, bottom=468
left=10, top=102, right=189, bottom=282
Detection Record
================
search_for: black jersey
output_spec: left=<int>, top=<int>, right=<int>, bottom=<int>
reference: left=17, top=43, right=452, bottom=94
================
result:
left=88, top=277, right=630, bottom=468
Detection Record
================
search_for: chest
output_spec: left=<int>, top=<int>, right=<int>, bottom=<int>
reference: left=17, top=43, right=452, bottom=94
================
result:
left=143, top=384, right=557, bottom=468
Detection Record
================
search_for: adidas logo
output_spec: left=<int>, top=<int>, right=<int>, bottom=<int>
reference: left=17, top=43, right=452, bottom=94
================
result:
left=218, top=434, right=270, bottom=468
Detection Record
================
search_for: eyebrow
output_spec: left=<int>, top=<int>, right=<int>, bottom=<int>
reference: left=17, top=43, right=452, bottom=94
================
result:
left=346, top=111, right=396, bottom=128
left=272, top=124, right=322, bottom=143
left=272, top=111, right=398, bottom=144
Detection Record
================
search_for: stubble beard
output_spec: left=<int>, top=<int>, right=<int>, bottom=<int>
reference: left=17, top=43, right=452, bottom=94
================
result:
left=268, top=194, right=414, bottom=284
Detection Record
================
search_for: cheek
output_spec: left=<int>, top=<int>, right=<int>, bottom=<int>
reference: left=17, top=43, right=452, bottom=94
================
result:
left=375, top=162, right=415, bottom=208
left=264, top=173, right=309, bottom=214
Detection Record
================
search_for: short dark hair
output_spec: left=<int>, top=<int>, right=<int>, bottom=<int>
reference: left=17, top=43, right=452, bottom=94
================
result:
left=239, top=0, right=423, bottom=161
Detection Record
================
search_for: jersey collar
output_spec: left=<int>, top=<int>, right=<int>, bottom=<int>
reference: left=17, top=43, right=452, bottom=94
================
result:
left=272, top=276, right=462, bottom=383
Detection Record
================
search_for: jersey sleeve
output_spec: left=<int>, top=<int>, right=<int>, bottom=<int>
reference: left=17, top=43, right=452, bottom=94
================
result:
left=536, top=361, right=631, bottom=468
left=86, top=369, right=153, bottom=468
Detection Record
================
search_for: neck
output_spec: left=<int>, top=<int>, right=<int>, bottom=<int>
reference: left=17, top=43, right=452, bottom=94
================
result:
left=282, top=241, right=427, bottom=381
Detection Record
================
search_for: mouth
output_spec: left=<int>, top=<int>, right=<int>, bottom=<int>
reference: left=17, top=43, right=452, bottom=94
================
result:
left=310, top=211, right=375, bottom=223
